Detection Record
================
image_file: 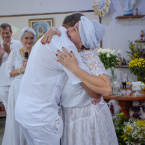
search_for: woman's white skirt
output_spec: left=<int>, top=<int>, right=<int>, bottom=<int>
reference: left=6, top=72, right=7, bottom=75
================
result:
left=61, top=101, right=118, bottom=145
left=2, top=79, right=26, bottom=145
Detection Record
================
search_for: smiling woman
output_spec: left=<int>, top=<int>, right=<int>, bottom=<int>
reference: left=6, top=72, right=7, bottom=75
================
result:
left=2, top=27, right=36, bottom=145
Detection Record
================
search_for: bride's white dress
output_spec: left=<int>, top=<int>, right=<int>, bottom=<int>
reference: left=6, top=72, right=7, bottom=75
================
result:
left=2, top=49, right=26, bottom=145
left=61, top=50, right=118, bottom=145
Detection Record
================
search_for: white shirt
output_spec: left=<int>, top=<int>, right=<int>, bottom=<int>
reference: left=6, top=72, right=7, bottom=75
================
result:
left=15, top=27, right=89, bottom=127
left=0, top=39, right=22, bottom=86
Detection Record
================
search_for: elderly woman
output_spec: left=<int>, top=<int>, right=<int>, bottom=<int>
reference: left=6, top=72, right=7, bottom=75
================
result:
left=42, top=15, right=118, bottom=145
left=2, top=27, right=36, bottom=145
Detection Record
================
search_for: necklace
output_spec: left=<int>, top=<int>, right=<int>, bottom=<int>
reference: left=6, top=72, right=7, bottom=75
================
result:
left=20, top=48, right=25, bottom=58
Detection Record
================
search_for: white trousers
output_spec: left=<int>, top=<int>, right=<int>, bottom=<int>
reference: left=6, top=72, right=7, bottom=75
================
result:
left=20, top=117, right=63, bottom=145
left=0, top=86, right=10, bottom=112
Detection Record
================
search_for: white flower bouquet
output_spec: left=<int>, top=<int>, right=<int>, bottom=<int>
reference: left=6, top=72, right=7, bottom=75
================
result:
left=97, top=48, right=121, bottom=70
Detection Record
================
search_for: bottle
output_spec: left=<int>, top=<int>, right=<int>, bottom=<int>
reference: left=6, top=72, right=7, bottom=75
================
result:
left=126, top=82, right=130, bottom=89
left=110, top=103, right=114, bottom=116
left=122, top=82, right=126, bottom=89
left=121, top=73, right=128, bottom=89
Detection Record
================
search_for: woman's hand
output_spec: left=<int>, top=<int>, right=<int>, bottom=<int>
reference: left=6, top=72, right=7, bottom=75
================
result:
left=20, top=66, right=26, bottom=73
left=41, top=27, right=60, bottom=44
left=92, top=97, right=101, bottom=105
left=56, top=47, right=78, bottom=72
left=23, top=59, right=28, bottom=67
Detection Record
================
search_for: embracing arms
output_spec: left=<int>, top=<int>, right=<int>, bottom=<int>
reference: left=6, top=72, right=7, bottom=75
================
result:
left=57, top=48, right=112, bottom=96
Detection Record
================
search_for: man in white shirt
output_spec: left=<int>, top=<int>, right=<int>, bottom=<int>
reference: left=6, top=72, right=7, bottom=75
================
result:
left=15, top=22, right=89, bottom=144
left=0, top=23, right=22, bottom=111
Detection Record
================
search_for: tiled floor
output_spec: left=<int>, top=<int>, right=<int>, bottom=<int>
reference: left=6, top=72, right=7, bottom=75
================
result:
left=0, top=117, right=5, bottom=145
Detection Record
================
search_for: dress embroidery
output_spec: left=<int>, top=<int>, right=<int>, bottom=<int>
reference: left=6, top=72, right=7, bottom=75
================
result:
left=80, top=50, right=108, bottom=76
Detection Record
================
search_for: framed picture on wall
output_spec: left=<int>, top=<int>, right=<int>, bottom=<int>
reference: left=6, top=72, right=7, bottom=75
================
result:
left=28, top=18, right=54, bottom=42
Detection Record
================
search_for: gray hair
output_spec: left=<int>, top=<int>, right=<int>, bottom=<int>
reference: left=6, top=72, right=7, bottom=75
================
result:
left=19, top=27, right=36, bottom=42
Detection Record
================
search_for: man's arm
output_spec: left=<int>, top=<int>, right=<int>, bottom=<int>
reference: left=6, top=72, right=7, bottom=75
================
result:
left=0, top=44, right=5, bottom=66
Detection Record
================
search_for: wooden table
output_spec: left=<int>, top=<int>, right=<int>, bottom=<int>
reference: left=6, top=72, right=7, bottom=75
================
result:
left=103, top=92, right=145, bottom=118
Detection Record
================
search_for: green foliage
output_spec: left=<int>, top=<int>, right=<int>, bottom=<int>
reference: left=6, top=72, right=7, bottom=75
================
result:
left=126, top=41, right=143, bottom=60
left=113, top=112, right=128, bottom=145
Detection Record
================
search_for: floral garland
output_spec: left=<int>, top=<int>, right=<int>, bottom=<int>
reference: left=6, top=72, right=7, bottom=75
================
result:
left=93, top=0, right=111, bottom=17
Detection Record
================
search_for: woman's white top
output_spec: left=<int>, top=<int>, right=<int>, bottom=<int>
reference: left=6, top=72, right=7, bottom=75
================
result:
left=5, top=49, right=24, bottom=80
left=61, top=50, right=108, bottom=108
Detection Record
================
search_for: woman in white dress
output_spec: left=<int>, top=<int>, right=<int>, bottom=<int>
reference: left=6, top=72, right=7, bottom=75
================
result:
left=2, top=27, right=36, bottom=145
left=56, top=16, right=118, bottom=145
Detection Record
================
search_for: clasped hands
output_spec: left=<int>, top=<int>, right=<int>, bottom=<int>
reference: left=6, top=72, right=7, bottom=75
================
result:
left=0, top=42, right=11, bottom=56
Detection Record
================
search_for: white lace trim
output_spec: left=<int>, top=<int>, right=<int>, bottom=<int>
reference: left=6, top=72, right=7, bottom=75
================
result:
left=80, top=50, right=108, bottom=76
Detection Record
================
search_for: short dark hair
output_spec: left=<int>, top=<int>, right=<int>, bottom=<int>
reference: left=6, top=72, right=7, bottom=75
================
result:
left=62, top=12, right=84, bottom=27
left=0, top=23, right=12, bottom=32
left=63, top=12, right=89, bottom=50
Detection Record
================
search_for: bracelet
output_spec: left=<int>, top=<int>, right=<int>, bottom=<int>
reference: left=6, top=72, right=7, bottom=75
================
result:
left=19, top=68, right=21, bottom=74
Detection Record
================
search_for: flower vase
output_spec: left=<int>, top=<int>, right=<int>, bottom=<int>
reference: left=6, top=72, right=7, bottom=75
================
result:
left=110, top=68, right=121, bottom=96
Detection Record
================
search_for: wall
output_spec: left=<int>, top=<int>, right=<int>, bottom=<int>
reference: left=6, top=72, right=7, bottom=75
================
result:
left=102, top=0, right=145, bottom=82
left=0, top=12, right=98, bottom=41
left=0, top=0, right=94, bottom=16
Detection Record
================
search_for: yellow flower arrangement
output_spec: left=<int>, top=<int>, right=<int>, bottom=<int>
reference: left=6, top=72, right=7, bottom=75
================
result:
left=126, top=41, right=143, bottom=60
left=128, top=58, right=145, bottom=82
left=127, top=41, right=145, bottom=82
left=122, top=119, right=145, bottom=145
